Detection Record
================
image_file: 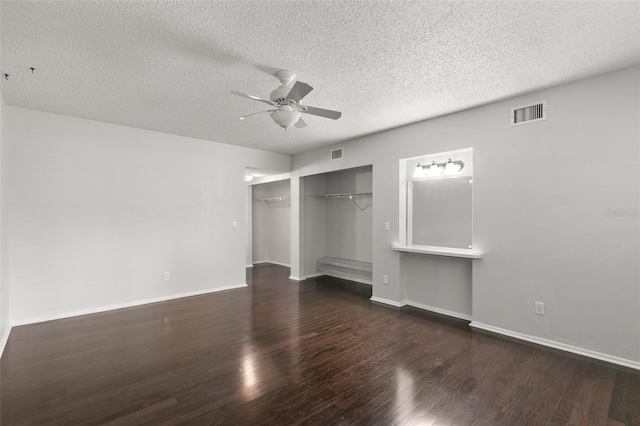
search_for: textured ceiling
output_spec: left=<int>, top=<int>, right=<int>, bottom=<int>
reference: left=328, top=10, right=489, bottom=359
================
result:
left=1, top=1, right=639, bottom=155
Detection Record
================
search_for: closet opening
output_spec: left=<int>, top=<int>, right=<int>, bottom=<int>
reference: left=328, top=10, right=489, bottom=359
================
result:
left=301, top=165, right=373, bottom=285
left=247, top=173, right=291, bottom=270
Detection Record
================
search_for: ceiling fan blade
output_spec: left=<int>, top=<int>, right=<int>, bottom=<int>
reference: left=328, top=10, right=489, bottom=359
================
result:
left=286, top=81, right=313, bottom=103
left=301, top=106, right=342, bottom=120
left=239, top=109, right=276, bottom=120
left=231, top=91, right=276, bottom=106
left=294, top=117, right=308, bottom=128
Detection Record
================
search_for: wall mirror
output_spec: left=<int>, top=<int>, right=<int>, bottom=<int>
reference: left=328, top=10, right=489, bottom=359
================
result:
left=399, top=147, right=473, bottom=250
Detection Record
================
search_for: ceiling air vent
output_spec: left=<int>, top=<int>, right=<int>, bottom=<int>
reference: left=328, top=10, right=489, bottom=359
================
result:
left=511, top=101, right=546, bottom=126
left=330, top=148, right=343, bottom=160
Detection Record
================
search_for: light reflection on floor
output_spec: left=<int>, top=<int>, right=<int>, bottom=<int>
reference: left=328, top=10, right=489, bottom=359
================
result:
left=394, top=367, right=441, bottom=426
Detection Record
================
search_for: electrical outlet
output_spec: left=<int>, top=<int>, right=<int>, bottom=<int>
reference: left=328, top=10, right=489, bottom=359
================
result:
left=232, top=220, right=238, bottom=229
left=535, top=302, right=544, bottom=315
left=384, top=222, right=390, bottom=231
left=383, top=275, right=389, bottom=285
left=163, top=272, right=170, bottom=281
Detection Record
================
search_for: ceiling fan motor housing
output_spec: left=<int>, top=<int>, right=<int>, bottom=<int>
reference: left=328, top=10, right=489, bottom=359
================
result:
left=270, top=105, right=301, bottom=129
left=270, top=84, right=292, bottom=105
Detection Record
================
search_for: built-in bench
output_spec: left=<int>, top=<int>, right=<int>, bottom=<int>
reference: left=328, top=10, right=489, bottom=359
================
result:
left=315, top=256, right=373, bottom=285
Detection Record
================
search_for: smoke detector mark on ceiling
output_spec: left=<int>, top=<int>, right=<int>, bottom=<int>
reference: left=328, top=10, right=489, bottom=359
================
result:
left=512, top=101, right=546, bottom=126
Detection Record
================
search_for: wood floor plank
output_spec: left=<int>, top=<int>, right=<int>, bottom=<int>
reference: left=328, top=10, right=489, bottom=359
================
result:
left=1, top=263, right=638, bottom=425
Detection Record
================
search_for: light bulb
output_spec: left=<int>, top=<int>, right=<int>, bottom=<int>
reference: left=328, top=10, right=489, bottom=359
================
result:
left=413, top=163, right=425, bottom=178
left=444, top=159, right=463, bottom=174
left=245, top=175, right=254, bottom=182
left=428, top=161, right=439, bottom=175
left=444, top=159, right=456, bottom=174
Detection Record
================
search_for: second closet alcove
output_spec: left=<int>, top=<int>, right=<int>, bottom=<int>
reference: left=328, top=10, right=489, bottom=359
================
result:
left=301, top=165, right=373, bottom=284
left=251, top=179, right=291, bottom=267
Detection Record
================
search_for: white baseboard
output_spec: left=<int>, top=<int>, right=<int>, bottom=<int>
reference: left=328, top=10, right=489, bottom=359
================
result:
left=0, top=324, right=12, bottom=359
left=470, top=321, right=640, bottom=372
left=253, top=261, right=291, bottom=268
left=370, top=296, right=406, bottom=308
left=11, top=284, right=248, bottom=327
left=405, top=300, right=472, bottom=321
left=267, top=261, right=291, bottom=268
left=303, top=273, right=325, bottom=280
left=370, top=297, right=471, bottom=322
left=288, top=273, right=324, bottom=281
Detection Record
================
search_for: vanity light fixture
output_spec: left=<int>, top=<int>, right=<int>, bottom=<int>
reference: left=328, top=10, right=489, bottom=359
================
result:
left=444, top=158, right=463, bottom=174
left=413, top=159, right=464, bottom=178
left=428, top=161, right=440, bottom=175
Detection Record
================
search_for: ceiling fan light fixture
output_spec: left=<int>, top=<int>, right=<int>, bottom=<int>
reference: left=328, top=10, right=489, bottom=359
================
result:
left=270, top=106, right=301, bottom=129
left=231, top=70, right=342, bottom=130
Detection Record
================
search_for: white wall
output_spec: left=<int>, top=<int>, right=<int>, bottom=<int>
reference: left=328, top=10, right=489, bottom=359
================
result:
left=251, top=179, right=291, bottom=266
left=0, top=91, right=9, bottom=351
left=403, top=255, right=472, bottom=319
left=301, top=174, right=326, bottom=277
left=245, top=185, right=252, bottom=267
left=6, top=107, right=290, bottom=323
left=291, top=66, right=640, bottom=365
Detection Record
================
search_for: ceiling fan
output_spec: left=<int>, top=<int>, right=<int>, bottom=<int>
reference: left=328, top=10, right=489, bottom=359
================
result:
left=231, top=70, right=342, bottom=130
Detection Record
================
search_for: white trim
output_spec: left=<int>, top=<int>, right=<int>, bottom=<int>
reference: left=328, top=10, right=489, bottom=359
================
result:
left=0, top=324, right=12, bottom=359
left=405, top=300, right=472, bottom=321
left=392, top=244, right=483, bottom=259
left=370, top=296, right=406, bottom=308
left=10, top=284, right=248, bottom=327
left=398, top=158, right=407, bottom=246
left=267, top=261, right=291, bottom=268
left=245, top=264, right=254, bottom=268
left=407, top=182, right=414, bottom=246
left=289, top=272, right=325, bottom=281
left=252, top=260, right=291, bottom=268
left=248, top=172, right=292, bottom=186
left=470, top=321, right=640, bottom=372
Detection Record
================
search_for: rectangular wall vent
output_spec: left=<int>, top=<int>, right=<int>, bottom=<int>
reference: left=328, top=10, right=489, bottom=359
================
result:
left=511, top=101, right=546, bottom=126
left=330, top=148, right=343, bottom=160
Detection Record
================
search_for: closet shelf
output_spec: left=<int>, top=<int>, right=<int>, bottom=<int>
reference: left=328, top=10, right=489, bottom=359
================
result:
left=255, top=196, right=290, bottom=209
left=312, top=192, right=372, bottom=199
left=312, top=192, right=373, bottom=210
left=315, top=257, right=373, bottom=285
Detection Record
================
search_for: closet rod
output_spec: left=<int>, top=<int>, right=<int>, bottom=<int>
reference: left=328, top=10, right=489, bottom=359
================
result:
left=311, top=192, right=372, bottom=199
left=311, top=192, right=373, bottom=210
left=255, top=197, right=291, bottom=210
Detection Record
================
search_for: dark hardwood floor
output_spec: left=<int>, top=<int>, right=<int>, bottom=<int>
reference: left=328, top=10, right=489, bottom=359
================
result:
left=1, top=263, right=639, bottom=425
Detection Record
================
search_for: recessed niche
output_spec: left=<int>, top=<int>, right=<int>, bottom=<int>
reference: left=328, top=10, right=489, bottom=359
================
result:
left=399, top=148, right=475, bottom=254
